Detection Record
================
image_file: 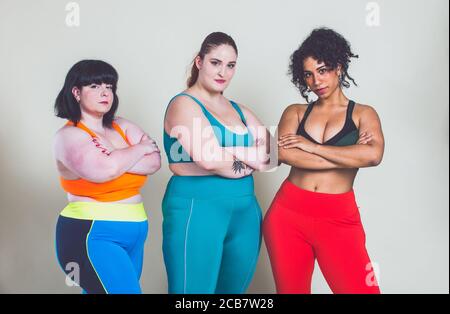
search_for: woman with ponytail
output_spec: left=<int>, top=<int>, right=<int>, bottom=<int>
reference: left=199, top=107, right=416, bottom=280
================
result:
left=161, top=32, right=271, bottom=294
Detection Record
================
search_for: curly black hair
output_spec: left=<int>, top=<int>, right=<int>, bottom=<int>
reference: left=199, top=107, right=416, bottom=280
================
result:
left=289, top=28, right=359, bottom=102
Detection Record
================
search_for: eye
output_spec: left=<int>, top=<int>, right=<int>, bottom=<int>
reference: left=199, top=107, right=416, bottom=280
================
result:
left=303, top=72, right=311, bottom=78
left=228, top=64, right=235, bottom=69
left=318, top=68, right=327, bottom=74
left=89, top=84, right=99, bottom=88
left=106, top=85, right=113, bottom=90
left=211, top=60, right=219, bottom=66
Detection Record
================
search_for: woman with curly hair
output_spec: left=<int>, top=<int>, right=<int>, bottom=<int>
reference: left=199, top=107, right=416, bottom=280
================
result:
left=263, top=28, right=384, bottom=294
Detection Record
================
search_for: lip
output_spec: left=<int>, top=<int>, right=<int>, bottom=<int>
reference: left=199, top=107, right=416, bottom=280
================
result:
left=215, top=79, right=226, bottom=84
left=99, top=101, right=109, bottom=105
left=315, top=87, right=328, bottom=95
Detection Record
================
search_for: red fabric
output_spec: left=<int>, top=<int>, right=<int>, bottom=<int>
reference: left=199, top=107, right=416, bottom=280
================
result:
left=263, top=179, right=380, bottom=294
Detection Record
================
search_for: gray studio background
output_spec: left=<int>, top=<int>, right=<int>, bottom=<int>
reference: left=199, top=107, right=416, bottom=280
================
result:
left=0, top=0, right=448, bottom=293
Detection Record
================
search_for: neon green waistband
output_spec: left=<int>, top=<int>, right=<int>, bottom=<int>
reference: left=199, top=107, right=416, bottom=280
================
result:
left=60, top=202, right=147, bottom=222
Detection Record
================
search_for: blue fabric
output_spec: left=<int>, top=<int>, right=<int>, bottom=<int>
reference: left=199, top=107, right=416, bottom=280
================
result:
left=55, top=216, right=148, bottom=294
left=162, top=175, right=262, bottom=294
left=163, top=93, right=254, bottom=163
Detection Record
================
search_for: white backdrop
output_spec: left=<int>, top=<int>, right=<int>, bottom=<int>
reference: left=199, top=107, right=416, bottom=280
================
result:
left=0, top=0, right=448, bottom=293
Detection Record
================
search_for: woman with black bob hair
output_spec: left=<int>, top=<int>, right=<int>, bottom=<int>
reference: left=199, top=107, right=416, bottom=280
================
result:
left=263, top=28, right=385, bottom=294
left=53, top=60, right=161, bottom=294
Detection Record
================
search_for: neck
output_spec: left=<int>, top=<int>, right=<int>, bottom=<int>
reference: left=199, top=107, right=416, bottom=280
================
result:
left=316, top=88, right=348, bottom=108
left=80, top=112, right=106, bottom=133
left=188, top=82, right=223, bottom=104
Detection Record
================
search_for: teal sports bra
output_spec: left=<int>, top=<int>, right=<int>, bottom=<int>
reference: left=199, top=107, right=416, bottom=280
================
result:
left=163, top=93, right=254, bottom=164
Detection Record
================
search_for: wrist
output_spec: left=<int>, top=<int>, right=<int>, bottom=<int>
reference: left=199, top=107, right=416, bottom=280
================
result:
left=310, top=143, right=320, bottom=154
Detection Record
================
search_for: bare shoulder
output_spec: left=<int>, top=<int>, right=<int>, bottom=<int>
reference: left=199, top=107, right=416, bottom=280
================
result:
left=114, top=116, right=141, bottom=130
left=54, top=124, right=88, bottom=143
left=165, top=94, right=204, bottom=118
left=53, top=124, right=91, bottom=160
left=353, top=103, right=380, bottom=120
left=233, top=102, right=257, bottom=118
left=282, top=103, right=307, bottom=119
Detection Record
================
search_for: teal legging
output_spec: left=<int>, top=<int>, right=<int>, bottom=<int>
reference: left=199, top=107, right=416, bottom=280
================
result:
left=162, top=175, right=262, bottom=294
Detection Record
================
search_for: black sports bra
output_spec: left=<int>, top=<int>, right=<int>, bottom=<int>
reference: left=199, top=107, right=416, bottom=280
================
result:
left=297, top=100, right=359, bottom=146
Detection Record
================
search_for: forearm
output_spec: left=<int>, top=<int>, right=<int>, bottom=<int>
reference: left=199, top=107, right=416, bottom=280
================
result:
left=224, top=146, right=269, bottom=171
left=196, top=149, right=252, bottom=179
left=127, top=152, right=161, bottom=175
left=311, top=144, right=382, bottom=168
left=278, top=147, right=341, bottom=170
left=107, top=144, right=149, bottom=176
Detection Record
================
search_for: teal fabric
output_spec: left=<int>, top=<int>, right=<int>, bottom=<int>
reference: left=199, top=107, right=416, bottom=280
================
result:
left=163, top=93, right=254, bottom=163
left=162, top=175, right=262, bottom=294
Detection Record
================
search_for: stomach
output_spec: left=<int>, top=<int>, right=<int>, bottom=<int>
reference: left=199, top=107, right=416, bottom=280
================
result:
left=287, top=167, right=359, bottom=194
left=67, top=193, right=143, bottom=204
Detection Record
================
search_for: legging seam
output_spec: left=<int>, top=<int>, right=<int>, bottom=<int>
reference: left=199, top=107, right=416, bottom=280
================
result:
left=240, top=197, right=260, bottom=293
left=86, top=220, right=109, bottom=294
left=184, top=198, right=195, bottom=294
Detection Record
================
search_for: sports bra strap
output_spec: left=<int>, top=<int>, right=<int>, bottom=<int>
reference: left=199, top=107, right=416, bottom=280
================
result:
left=346, top=101, right=356, bottom=121
left=66, top=120, right=130, bottom=145
left=230, top=100, right=247, bottom=125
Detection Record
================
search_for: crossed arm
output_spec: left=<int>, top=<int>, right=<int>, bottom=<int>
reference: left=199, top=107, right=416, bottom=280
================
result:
left=277, top=104, right=385, bottom=170
left=54, top=119, right=161, bottom=183
left=114, top=117, right=161, bottom=175
left=164, top=96, right=270, bottom=178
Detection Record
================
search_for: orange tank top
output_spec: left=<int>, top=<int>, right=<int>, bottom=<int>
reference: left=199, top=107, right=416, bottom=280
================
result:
left=60, top=121, right=148, bottom=202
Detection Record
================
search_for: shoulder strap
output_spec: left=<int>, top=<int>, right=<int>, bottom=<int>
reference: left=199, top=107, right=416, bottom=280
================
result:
left=299, top=101, right=315, bottom=127
left=229, top=101, right=247, bottom=125
left=164, top=93, right=210, bottom=119
left=112, top=121, right=131, bottom=146
left=346, top=100, right=356, bottom=121
left=66, top=121, right=97, bottom=138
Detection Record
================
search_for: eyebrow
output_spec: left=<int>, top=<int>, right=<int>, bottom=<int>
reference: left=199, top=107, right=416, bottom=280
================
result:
left=210, top=58, right=236, bottom=64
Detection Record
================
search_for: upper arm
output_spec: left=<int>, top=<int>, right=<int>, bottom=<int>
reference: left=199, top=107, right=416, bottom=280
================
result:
left=54, top=127, right=116, bottom=181
left=164, top=96, right=224, bottom=165
left=114, top=117, right=147, bottom=145
left=278, top=104, right=302, bottom=136
left=357, top=104, right=385, bottom=162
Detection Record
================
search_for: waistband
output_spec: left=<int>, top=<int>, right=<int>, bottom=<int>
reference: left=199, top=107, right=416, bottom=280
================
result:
left=165, top=175, right=254, bottom=199
left=60, top=202, right=147, bottom=222
left=275, top=179, right=357, bottom=218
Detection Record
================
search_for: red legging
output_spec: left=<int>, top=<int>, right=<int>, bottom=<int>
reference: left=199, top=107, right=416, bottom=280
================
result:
left=263, top=179, right=380, bottom=294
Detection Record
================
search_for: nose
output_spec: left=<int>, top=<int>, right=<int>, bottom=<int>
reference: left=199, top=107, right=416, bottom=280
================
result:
left=218, top=65, right=225, bottom=77
left=100, top=85, right=110, bottom=96
left=312, top=74, right=321, bottom=87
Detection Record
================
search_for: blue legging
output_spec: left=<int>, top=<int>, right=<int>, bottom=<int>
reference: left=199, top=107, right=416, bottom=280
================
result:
left=55, top=210, right=148, bottom=294
left=162, top=175, right=262, bottom=294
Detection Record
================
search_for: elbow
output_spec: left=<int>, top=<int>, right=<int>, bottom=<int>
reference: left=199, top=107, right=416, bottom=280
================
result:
left=277, top=148, right=286, bottom=164
left=256, top=156, right=271, bottom=171
left=200, top=161, right=216, bottom=172
left=367, top=153, right=383, bottom=167
left=148, top=154, right=162, bottom=174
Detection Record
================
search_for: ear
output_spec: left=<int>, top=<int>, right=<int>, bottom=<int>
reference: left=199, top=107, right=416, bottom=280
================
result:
left=195, top=56, right=203, bottom=70
left=71, top=86, right=81, bottom=102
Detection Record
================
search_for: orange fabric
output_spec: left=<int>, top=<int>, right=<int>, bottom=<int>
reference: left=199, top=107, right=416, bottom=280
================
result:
left=60, top=120, right=147, bottom=202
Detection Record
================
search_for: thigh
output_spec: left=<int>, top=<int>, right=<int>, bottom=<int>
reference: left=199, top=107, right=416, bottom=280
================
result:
left=162, top=195, right=231, bottom=293
left=262, top=197, right=316, bottom=294
left=216, top=195, right=262, bottom=294
left=315, top=218, right=380, bottom=294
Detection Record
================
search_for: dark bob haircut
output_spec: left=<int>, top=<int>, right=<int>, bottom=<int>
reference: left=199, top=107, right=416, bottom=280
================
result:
left=54, top=60, right=119, bottom=127
left=289, top=27, right=359, bottom=102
